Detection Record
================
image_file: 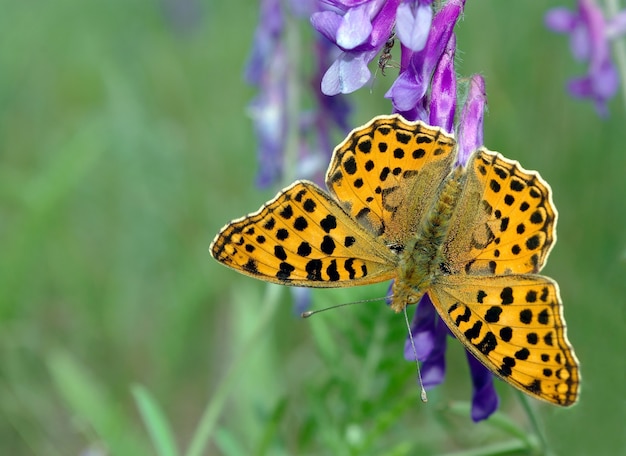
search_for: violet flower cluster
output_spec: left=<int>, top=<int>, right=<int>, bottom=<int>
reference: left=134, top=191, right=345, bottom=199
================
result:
left=546, top=0, right=626, bottom=116
left=245, top=0, right=351, bottom=188
left=245, top=0, right=502, bottom=422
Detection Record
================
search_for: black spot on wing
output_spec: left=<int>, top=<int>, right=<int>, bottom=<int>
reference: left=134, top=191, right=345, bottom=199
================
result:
left=464, top=321, right=483, bottom=341
left=484, top=306, right=502, bottom=323
left=305, top=259, right=323, bottom=281
left=277, top=262, right=295, bottom=280
left=454, top=306, right=471, bottom=326
left=320, top=215, right=337, bottom=233
left=344, top=156, right=357, bottom=175
left=293, top=216, right=308, bottom=231
left=475, top=332, right=497, bottom=355
left=279, top=205, right=293, bottom=220
left=303, top=198, right=316, bottom=213
left=358, top=139, right=372, bottom=153
left=297, top=242, right=312, bottom=257
left=326, top=260, right=339, bottom=281
left=499, top=326, right=513, bottom=342
left=320, top=236, right=336, bottom=255
left=274, top=245, right=287, bottom=261
left=500, top=287, right=513, bottom=304
left=243, top=259, right=259, bottom=274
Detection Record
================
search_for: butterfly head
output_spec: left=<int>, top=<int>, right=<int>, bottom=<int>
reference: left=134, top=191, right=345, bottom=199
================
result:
left=389, top=280, right=423, bottom=313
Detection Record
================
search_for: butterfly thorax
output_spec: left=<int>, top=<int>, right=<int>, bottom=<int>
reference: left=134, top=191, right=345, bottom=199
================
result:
left=390, top=166, right=466, bottom=312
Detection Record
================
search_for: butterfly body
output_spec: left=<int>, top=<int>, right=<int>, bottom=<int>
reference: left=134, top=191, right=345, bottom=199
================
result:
left=391, top=165, right=465, bottom=312
left=211, top=115, right=580, bottom=406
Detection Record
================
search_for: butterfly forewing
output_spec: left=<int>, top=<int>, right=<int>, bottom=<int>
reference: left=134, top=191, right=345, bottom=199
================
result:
left=445, top=150, right=557, bottom=276
left=211, top=181, right=397, bottom=287
left=429, top=275, right=580, bottom=406
left=326, top=116, right=456, bottom=246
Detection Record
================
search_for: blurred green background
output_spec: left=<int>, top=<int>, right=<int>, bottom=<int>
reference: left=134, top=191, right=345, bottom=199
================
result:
left=1, top=1, right=624, bottom=455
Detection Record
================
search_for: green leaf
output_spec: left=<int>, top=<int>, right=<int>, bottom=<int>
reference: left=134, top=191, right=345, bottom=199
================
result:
left=214, top=427, right=248, bottom=456
left=132, top=384, right=179, bottom=456
left=255, top=398, right=289, bottom=456
left=47, top=351, right=149, bottom=455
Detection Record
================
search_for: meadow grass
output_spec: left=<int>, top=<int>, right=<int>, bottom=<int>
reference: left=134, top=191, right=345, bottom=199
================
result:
left=0, top=1, right=624, bottom=454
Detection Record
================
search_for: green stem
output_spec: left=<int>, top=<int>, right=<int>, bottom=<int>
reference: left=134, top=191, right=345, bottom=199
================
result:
left=282, top=0, right=302, bottom=186
left=605, top=0, right=626, bottom=112
left=439, top=436, right=539, bottom=456
left=516, top=391, right=550, bottom=455
left=184, top=284, right=282, bottom=456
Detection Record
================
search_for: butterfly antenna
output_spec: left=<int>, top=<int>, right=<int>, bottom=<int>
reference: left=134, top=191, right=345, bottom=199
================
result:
left=301, top=296, right=389, bottom=318
left=403, top=305, right=428, bottom=403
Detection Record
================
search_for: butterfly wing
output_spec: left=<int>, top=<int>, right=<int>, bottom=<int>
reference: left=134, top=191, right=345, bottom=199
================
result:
left=445, top=150, right=557, bottom=275
left=429, top=274, right=580, bottom=406
left=211, top=181, right=397, bottom=287
left=326, top=115, right=457, bottom=247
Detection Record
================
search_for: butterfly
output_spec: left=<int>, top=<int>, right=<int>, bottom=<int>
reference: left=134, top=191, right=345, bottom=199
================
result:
left=211, top=114, right=580, bottom=406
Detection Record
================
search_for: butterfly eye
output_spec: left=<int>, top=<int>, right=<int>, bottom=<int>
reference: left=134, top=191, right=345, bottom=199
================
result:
left=388, top=243, right=404, bottom=254
left=406, top=295, right=419, bottom=305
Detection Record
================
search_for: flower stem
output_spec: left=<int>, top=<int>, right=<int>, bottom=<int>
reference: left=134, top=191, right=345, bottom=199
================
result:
left=282, top=1, right=302, bottom=186
left=516, top=391, right=552, bottom=456
left=184, top=284, right=282, bottom=456
left=605, top=0, right=626, bottom=112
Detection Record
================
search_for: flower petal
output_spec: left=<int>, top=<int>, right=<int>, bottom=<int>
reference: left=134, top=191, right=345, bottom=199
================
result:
left=466, top=352, right=499, bottom=422
left=311, top=11, right=344, bottom=43
left=607, top=10, right=626, bottom=38
left=321, top=50, right=376, bottom=94
left=385, top=70, right=426, bottom=111
left=544, top=7, right=578, bottom=32
left=368, top=0, right=402, bottom=47
left=456, top=74, right=486, bottom=166
left=592, top=61, right=619, bottom=98
left=420, top=317, right=448, bottom=389
left=385, top=0, right=464, bottom=114
left=337, top=5, right=373, bottom=49
left=428, top=33, right=456, bottom=133
left=404, top=294, right=438, bottom=361
left=291, top=287, right=312, bottom=315
left=396, top=1, right=433, bottom=52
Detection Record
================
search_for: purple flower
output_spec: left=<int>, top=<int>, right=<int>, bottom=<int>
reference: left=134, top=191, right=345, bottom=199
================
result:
left=385, top=0, right=465, bottom=119
left=312, top=0, right=401, bottom=94
left=396, top=0, right=433, bottom=52
left=291, top=287, right=313, bottom=316
left=427, top=33, right=456, bottom=132
left=546, top=0, right=626, bottom=116
left=405, top=295, right=499, bottom=422
left=246, top=48, right=288, bottom=188
left=244, top=0, right=284, bottom=86
left=456, top=74, right=486, bottom=167
left=245, top=0, right=354, bottom=189
left=244, top=0, right=288, bottom=187
left=466, top=352, right=500, bottom=422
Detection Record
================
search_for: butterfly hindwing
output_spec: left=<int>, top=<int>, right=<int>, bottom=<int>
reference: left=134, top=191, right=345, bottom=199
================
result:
left=430, top=274, right=580, bottom=406
left=211, top=181, right=397, bottom=287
